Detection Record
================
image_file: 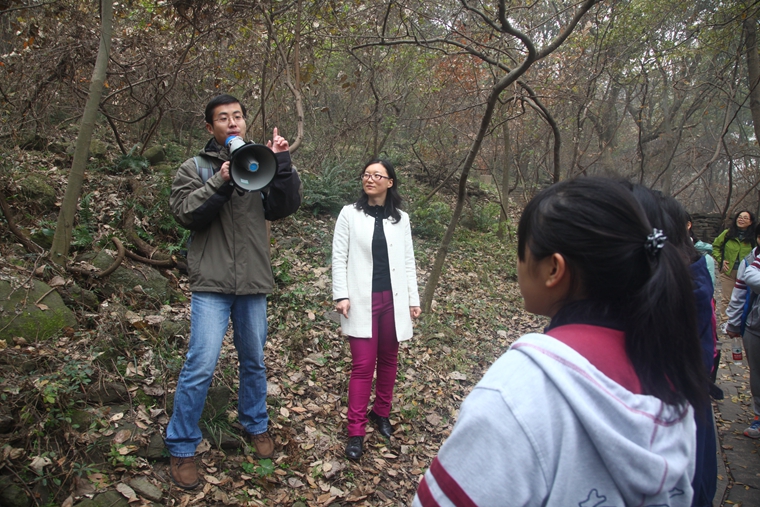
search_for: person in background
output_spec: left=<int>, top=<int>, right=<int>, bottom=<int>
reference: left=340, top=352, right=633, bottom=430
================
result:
left=332, top=159, right=421, bottom=461
left=688, top=213, right=722, bottom=391
left=713, top=211, right=756, bottom=325
left=414, top=177, right=706, bottom=507
left=687, top=214, right=715, bottom=287
left=726, top=227, right=760, bottom=439
left=166, top=94, right=302, bottom=489
left=644, top=193, right=716, bottom=507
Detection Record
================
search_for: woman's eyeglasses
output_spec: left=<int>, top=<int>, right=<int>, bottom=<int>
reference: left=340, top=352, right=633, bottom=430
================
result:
left=360, top=173, right=391, bottom=181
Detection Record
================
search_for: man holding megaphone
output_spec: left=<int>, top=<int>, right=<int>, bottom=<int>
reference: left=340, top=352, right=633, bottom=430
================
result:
left=167, top=94, right=302, bottom=490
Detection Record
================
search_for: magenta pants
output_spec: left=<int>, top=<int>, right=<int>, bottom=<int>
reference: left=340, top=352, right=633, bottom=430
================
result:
left=347, top=291, right=399, bottom=437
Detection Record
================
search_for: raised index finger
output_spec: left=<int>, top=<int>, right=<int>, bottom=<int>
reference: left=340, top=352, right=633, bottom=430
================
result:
left=273, top=127, right=279, bottom=139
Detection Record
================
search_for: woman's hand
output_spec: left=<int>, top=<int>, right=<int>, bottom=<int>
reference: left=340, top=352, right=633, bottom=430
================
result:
left=722, top=260, right=730, bottom=274
left=336, top=299, right=350, bottom=318
left=410, top=306, right=421, bottom=319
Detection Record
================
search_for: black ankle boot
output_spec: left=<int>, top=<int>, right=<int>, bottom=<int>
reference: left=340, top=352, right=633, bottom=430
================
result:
left=345, top=436, right=363, bottom=461
left=368, top=410, right=393, bottom=438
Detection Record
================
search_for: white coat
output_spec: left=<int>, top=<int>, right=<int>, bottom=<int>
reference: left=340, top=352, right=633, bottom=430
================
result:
left=332, top=204, right=420, bottom=341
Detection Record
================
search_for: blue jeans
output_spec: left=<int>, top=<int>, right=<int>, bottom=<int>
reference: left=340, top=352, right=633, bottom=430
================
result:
left=165, top=292, right=269, bottom=457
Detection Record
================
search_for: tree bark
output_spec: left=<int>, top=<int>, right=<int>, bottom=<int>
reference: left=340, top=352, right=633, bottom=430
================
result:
left=745, top=14, right=760, bottom=148
left=497, top=120, right=511, bottom=240
left=49, top=0, right=112, bottom=265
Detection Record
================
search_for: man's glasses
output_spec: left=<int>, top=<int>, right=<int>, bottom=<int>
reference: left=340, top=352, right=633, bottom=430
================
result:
left=360, top=173, right=391, bottom=181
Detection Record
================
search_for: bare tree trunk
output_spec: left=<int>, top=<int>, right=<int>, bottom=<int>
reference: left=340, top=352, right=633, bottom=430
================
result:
left=745, top=14, right=760, bottom=147
left=497, top=120, right=511, bottom=240
left=49, top=0, right=112, bottom=265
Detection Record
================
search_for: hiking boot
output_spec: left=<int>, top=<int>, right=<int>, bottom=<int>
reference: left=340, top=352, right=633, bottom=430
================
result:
left=744, top=416, right=760, bottom=439
left=249, top=431, right=274, bottom=458
left=170, top=456, right=199, bottom=490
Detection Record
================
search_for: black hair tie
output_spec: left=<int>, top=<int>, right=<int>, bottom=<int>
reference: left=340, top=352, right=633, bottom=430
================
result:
left=644, top=228, right=667, bottom=258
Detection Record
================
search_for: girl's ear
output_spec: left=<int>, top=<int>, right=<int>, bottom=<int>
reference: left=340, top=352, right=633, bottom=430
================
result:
left=545, top=253, right=568, bottom=289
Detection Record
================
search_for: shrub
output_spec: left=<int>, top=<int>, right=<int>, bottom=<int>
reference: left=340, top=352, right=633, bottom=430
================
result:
left=301, top=162, right=358, bottom=215
left=410, top=200, right=452, bottom=239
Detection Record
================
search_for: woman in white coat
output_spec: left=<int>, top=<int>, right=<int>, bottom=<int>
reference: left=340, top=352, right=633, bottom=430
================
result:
left=332, top=159, right=421, bottom=460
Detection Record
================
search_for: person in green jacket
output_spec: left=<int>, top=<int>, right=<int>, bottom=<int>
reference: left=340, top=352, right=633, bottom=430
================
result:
left=713, top=210, right=756, bottom=324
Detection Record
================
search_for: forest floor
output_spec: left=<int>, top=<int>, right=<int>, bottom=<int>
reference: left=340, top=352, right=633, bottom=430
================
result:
left=1, top=148, right=751, bottom=507
left=0, top=147, right=549, bottom=506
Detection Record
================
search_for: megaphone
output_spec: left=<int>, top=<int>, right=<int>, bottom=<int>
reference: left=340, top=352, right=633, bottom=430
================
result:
left=226, top=136, right=277, bottom=192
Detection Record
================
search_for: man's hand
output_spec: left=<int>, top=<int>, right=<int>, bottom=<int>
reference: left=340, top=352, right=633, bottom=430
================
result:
left=336, top=299, right=350, bottom=318
left=727, top=331, right=741, bottom=338
left=267, top=127, right=289, bottom=153
left=723, top=260, right=730, bottom=273
left=220, top=161, right=231, bottom=182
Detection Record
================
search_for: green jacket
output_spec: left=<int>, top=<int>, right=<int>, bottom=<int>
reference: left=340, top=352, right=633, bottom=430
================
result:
left=169, top=139, right=300, bottom=294
left=712, top=229, right=753, bottom=273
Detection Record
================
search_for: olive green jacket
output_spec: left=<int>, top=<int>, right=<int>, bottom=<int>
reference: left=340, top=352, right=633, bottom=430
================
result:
left=712, top=229, right=753, bottom=273
left=170, top=139, right=300, bottom=294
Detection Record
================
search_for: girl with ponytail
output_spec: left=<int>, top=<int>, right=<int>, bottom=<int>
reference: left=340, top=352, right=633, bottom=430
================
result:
left=414, top=177, right=707, bottom=507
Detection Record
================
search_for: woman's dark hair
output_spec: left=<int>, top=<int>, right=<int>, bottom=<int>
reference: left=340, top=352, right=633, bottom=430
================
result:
left=204, top=94, right=247, bottom=125
left=627, top=184, right=700, bottom=264
left=725, top=210, right=756, bottom=245
left=354, top=159, right=402, bottom=223
left=518, top=177, right=706, bottom=410
left=686, top=213, right=696, bottom=242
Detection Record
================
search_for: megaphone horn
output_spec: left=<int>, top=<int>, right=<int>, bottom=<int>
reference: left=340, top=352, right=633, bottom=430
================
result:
left=226, top=136, right=277, bottom=192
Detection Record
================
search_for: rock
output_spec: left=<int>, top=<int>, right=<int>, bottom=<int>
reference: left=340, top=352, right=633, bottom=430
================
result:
left=17, top=174, right=57, bottom=211
left=142, top=432, right=166, bottom=459
left=70, top=409, right=94, bottom=430
left=89, top=139, right=109, bottom=159
left=86, top=382, right=129, bottom=404
left=152, top=163, right=175, bottom=174
left=157, top=320, right=189, bottom=341
left=0, top=279, right=77, bottom=341
left=74, top=490, right=129, bottom=507
left=142, top=146, right=166, bottom=165
left=324, top=311, right=341, bottom=324
left=30, top=227, right=55, bottom=249
left=0, top=475, right=31, bottom=507
left=128, top=476, right=163, bottom=502
left=48, top=141, right=70, bottom=154
left=0, top=413, right=14, bottom=433
left=267, top=382, right=282, bottom=396
left=20, top=134, right=47, bottom=151
left=82, top=251, right=172, bottom=303
left=202, top=386, right=231, bottom=421
left=64, top=284, right=100, bottom=311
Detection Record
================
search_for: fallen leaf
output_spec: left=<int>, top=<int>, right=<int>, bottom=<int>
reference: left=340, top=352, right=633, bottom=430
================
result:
left=287, top=477, right=305, bottom=488
left=116, top=483, right=137, bottom=501
left=29, top=456, right=52, bottom=475
left=49, top=276, right=66, bottom=287
left=113, top=429, right=132, bottom=444
left=204, top=475, right=221, bottom=485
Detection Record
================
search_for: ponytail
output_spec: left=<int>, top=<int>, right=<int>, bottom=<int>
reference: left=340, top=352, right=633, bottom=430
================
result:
left=518, top=177, right=707, bottom=409
left=626, top=241, right=706, bottom=409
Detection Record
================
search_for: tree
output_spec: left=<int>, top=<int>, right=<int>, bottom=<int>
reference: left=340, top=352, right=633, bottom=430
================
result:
left=49, top=0, right=112, bottom=265
left=354, top=0, right=601, bottom=312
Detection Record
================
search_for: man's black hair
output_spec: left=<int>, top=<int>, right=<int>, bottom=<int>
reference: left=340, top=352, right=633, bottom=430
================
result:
left=204, top=94, right=247, bottom=125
